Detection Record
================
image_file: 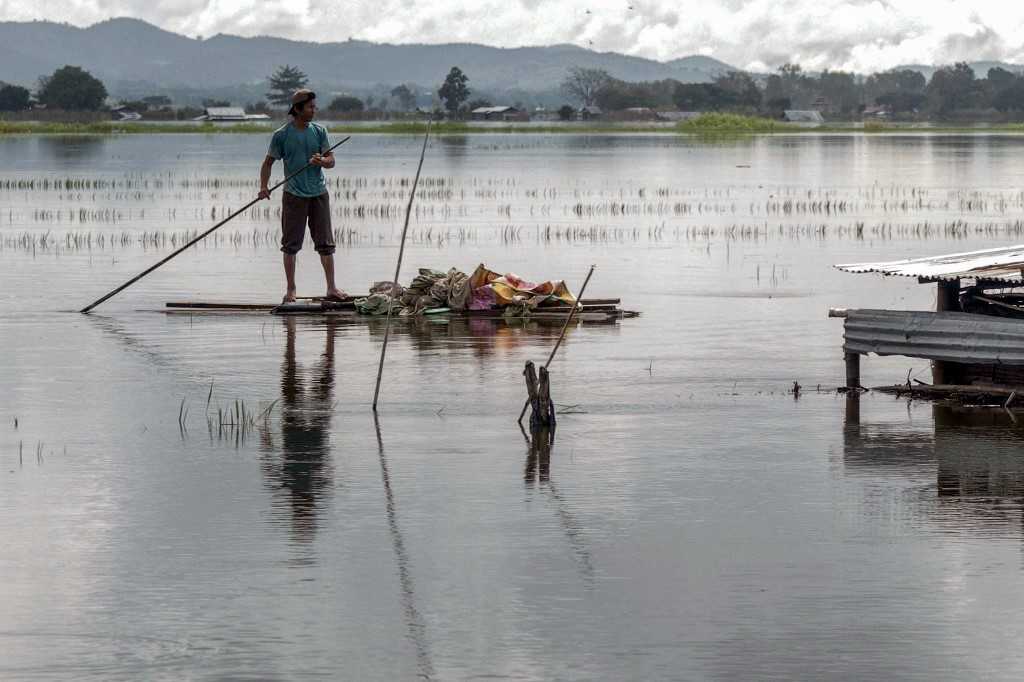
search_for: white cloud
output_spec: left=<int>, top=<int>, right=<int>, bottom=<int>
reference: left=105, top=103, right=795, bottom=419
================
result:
left=2, top=0, right=1024, bottom=71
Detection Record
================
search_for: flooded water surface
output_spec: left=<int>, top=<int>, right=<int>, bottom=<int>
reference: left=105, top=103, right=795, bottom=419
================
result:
left=6, top=133, right=1024, bottom=679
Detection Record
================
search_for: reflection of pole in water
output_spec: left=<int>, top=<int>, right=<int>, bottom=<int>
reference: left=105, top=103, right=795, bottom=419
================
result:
left=521, top=425, right=595, bottom=584
left=374, top=415, right=435, bottom=679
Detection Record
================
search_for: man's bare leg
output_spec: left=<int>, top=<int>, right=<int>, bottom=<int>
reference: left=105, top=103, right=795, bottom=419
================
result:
left=283, top=253, right=297, bottom=303
left=320, top=253, right=347, bottom=300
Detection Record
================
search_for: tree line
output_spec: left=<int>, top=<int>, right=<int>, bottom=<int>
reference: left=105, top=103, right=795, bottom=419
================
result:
left=8, top=61, right=1024, bottom=120
left=0, top=63, right=421, bottom=115
left=561, top=62, right=1024, bottom=119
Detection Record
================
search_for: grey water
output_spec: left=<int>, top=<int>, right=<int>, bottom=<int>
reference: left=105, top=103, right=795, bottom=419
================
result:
left=5, top=132, right=1024, bottom=679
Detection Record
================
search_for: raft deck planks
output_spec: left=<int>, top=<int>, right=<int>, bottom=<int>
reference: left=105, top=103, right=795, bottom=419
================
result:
left=163, top=298, right=636, bottom=321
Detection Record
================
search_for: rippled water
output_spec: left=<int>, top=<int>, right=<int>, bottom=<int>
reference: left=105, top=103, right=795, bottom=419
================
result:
left=6, top=133, right=1024, bottom=679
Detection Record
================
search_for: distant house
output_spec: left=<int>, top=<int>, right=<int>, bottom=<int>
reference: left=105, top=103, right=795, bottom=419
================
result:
left=532, top=106, right=558, bottom=121
left=612, top=107, right=662, bottom=122
left=111, top=106, right=142, bottom=121
left=783, top=110, right=825, bottom=124
left=862, top=105, right=892, bottom=118
left=193, top=107, right=270, bottom=122
left=470, top=105, right=526, bottom=121
left=579, top=105, right=603, bottom=121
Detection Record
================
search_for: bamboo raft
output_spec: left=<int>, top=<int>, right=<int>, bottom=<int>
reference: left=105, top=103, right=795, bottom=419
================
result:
left=164, top=297, right=638, bottom=323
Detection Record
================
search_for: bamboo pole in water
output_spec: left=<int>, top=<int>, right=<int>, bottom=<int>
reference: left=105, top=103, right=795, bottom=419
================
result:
left=79, top=135, right=352, bottom=313
left=372, top=120, right=432, bottom=411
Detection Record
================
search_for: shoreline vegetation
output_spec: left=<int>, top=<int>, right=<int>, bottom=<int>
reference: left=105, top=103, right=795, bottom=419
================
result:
left=6, top=114, right=1024, bottom=136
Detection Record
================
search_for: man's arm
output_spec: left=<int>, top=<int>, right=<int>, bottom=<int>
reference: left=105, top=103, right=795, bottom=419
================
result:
left=258, top=155, right=274, bottom=199
left=311, top=126, right=335, bottom=169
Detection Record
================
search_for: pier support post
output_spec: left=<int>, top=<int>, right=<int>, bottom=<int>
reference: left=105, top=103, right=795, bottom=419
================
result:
left=936, top=278, right=960, bottom=312
left=932, top=278, right=961, bottom=385
left=844, top=391, right=861, bottom=426
left=845, top=351, right=861, bottom=390
left=523, top=361, right=556, bottom=431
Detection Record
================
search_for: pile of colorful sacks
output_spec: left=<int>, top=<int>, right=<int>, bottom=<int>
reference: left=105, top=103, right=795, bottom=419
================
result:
left=354, top=264, right=577, bottom=316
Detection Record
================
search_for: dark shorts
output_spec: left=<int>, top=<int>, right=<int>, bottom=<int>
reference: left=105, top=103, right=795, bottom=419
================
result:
left=281, top=191, right=334, bottom=255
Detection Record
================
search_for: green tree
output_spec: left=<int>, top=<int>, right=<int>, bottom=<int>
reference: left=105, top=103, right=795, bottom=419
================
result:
left=561, top=66, right=611, bottom=106
left=984, top=67, right=1019, bottom=110
left=817, top=70, right=860, bottom=114
left=763, top=74, right=786, bottom=108
left=864, top=69, right=926, bottom=107
left=595, top=79, right=638, bottom=110
left=557, top=104, right=575, bottom=120
left=468, top=98, right=492, bottom=110
left=390, top=84, right=416, bottom=111
left=926, top=62, right=979, bottom=115
left=875, top=91, right=926, bottom=113
left=327, top=95, right=365, bottom=112
left=766, top=64, right=814, bottom=108
left=713, top=71, right=762, bottom=109
left=37, top=66, right=107, bottom=111
left=0, top=83, right=31, bottom=111
left=987, top=67, right=1017, bottom=91
left=673, top=83, right=727, bottom=111
left=594, top=78, right=679, bottom=110
left=992, top=78, right=1024, bottom=111
left=438, top=67, right=470, bottom=115
left=266, top=65, right=308, bottom=107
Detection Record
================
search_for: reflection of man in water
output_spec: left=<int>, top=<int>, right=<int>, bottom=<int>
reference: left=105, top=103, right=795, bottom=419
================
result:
left=261, top=316, right=337, bottom=549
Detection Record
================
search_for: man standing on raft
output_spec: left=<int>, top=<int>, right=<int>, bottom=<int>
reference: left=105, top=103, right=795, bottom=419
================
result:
left=258, top=89, right=347, bottom=303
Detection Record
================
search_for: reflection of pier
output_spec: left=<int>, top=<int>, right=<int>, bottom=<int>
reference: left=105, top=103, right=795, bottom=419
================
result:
left=843, top=395, right=1024, bottom=526
left=932, top=409, right=1024, bottom=500
left=522, top=426, right=595, bottom=583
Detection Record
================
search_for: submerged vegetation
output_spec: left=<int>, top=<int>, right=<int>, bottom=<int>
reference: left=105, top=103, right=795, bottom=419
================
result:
left=7, top=167, right=1024, bottom=256
left=677, top=113, right=779, bottom=133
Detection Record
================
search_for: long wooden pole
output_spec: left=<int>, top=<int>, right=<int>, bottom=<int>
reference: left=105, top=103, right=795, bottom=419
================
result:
left=517, top=264, right=596, bottom=424
left=79, top=135, right=352, bottom=313
left=372, top=121, right=432, bottom=411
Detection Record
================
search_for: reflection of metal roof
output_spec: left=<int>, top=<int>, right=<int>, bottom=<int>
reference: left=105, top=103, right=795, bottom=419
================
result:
left=843, top=308, right=1024, bottom=364
left=836, top=244, right=1024, bottom=283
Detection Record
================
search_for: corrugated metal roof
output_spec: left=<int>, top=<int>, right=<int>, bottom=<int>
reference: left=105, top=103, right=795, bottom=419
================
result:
left=843, top=308, right=1024, bottom=363
left=204, top=107, right=246, bottom=118
left=471, top=106, right=517, bottom=114
left=835, top=244, right=1024, bottom=283
left=784, top=109, right=824, bottom=122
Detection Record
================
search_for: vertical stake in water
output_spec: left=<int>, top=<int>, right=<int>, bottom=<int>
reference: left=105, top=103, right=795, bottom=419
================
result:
left=372, top=120, right=432, bottom=411
left=517, top=264, right=596, bottom=424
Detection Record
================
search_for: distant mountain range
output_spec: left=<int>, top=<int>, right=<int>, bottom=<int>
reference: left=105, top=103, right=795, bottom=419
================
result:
left=0, top=18, right=736, bottom=103
left=4, top=18, right=1023, bottom=106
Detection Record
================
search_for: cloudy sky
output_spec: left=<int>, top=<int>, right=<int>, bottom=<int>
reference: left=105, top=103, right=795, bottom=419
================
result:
left=1, top=0, right=1023, bottom=72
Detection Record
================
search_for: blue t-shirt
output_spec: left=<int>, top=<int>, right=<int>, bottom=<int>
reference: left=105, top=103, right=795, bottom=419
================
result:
left=267, top=121, right=330, bottom=198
